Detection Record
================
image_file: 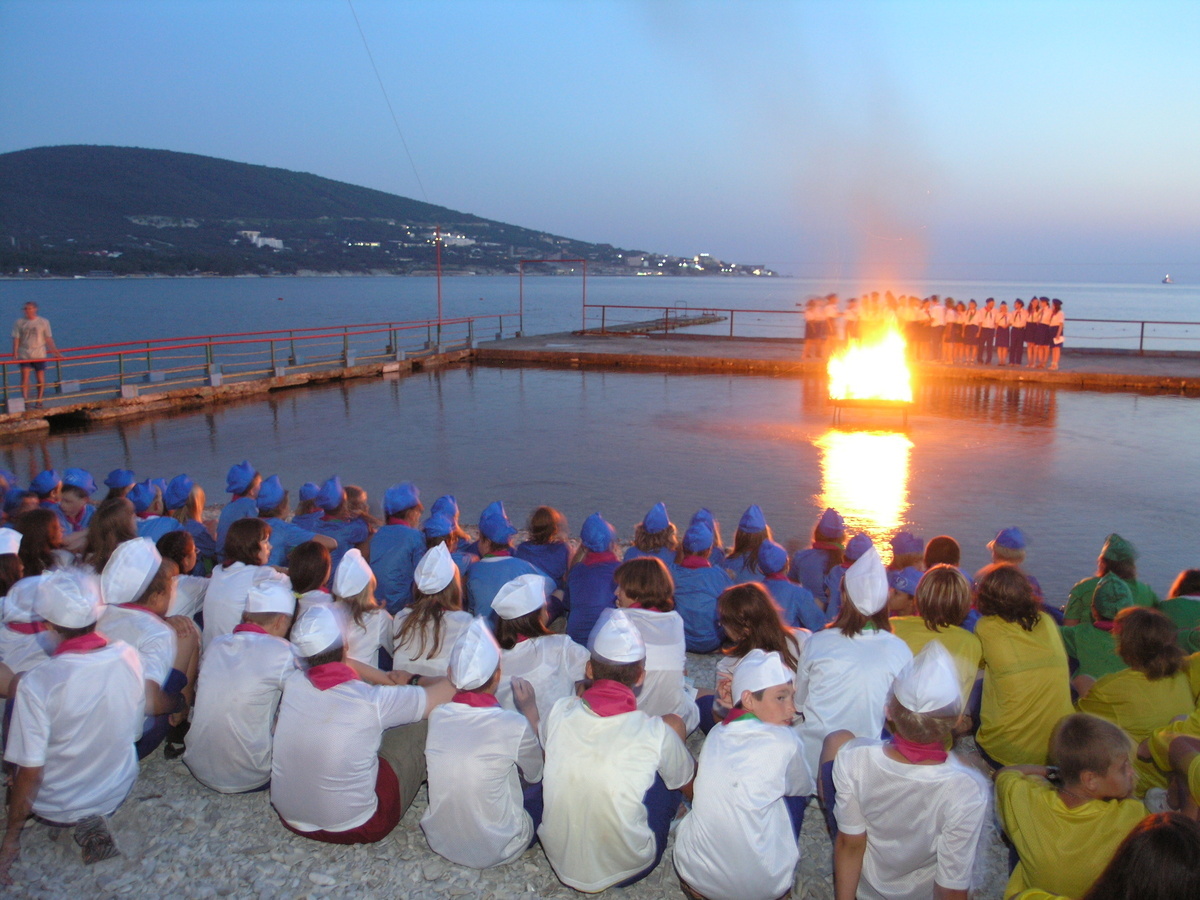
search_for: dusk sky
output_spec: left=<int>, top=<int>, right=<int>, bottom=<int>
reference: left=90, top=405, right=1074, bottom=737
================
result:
left=2, top=0, right=1197, bottom=281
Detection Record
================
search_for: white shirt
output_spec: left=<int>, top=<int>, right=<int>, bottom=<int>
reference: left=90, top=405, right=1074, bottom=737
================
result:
left=624, top=608, right=699, bottom=733
left=185, top=628, right=296, bottom=793
left=270, top=671, right=427, bottom=832
left=98, top=604, right=176, bottom=686
left=674, top=717, right=814, bottom=900
left=539, top=695, right=694, bottom=892
left=794, top=628, right=913, bottom=777
left=928, top=304, right=946, bottom=326
left=392, top=609, right=473, bottom=678
left=334, top=604, right=392, bottom=667
left=496, top=633, right=590, bottom=726
left=421, top=701, right=543, bottom=868
left=0, top=577, right=54, bottom=673
left=168, top=574, right=208, bottom=619
left=833, top=739, right=992, bottom=900
left=202, top=563, right=285, bottom=652
left=5, top=640, right=144, bottom=822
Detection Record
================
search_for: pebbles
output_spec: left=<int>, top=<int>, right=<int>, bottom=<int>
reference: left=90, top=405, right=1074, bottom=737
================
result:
left=6, top=649, right=1010, bottom=899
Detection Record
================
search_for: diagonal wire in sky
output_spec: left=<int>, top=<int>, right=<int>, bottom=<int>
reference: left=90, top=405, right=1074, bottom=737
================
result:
left=345, top=0, right=429, bottom=204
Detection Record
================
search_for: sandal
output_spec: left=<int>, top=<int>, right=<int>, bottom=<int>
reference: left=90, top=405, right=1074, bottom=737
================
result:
left=74, top=815, right=120, bottom=864
left=163, top=719, right=190, bottom=759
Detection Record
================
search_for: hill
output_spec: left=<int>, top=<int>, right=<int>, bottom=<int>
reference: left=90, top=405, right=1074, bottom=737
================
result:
left=0, top=145, right=773, bottom=278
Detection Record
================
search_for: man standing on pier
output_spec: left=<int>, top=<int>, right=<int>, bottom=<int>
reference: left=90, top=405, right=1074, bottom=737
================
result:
left=11, top=302, right=61, bottom=410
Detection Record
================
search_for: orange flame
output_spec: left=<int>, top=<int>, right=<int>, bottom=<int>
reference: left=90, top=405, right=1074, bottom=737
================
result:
left=827, top=327, right=913, bottom=402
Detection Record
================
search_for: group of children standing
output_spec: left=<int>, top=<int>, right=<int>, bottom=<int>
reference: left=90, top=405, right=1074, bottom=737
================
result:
left=2, top=460, right=1200, bottom=899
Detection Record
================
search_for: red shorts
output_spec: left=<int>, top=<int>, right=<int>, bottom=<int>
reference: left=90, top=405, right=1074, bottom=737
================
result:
left=279, top=757, right=401, bottom=844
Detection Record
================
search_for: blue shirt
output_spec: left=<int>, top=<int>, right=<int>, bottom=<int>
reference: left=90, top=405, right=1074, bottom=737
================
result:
left=564, top=556, right=619, bottom=645
left=181, top=518, right=216, bottom=575
left=51, top=501, right=94, bottom=535
left=763, top=576, right=826, bottom=632
left=311, top=515, right=370, bottom=581
left=465, top=555, right=550, bottom=618
left=622, top=546, right=676, bottom=566
left=263, top=517, right=318, bottom=568
left=789, top=547, right=839, bottom=604
left=370, top=523, right=427, bottom=613
left=723, top=553, right=762, bottom=585
left=669, top=562, right=732, bottom=653
left=217, top=496, right=259, bottom=555
left=515, top=541, right=571, bottom=590
left=137, top=515, right=182, bottom=543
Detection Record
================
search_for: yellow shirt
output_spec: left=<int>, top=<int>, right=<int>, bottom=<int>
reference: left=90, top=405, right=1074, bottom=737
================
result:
left=976, top=616, right=1073, bottom=766
left=1078, top=668, right=1194, bottom=794
left=1149, top=705, right=1200, bottom=772
left=1011, top=892, right=1071, bottom=900
left=890, top=617, right=982, bottom=704
left=1185, top=652, right=1200, bottom=703
left=996, top=771, right=1146, bottom=899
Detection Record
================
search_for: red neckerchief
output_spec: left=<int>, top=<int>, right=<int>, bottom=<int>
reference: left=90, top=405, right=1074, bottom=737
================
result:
left=118, top=602, right=163, bottom=620
left=679, top=554, right=710, bottom=569
left=452, top=690, right=499, bottom=708
left=233, top=623, right=269, bottom=635
left=483, top=549, right=512, bottom=558
left=7, top=621, right=47, bottom=634
left=321, top=512, right=346, bottom=522
left=386, top=515, right=413, bottom=526
left=583, top=550, right=618, bottom=565
left=582, top=679, right=638, bottom=717
left=626, top=602, right=664, bottom=613
left=136, top=511, right=154, bottom=520
left=515, top=633, right=531, bottom=643
left=891, top=734, right=948, bottom=764
left=306, top=662, right=360, bottom=691
left=1093, top=619, right=1116, bottom=633
left=765, top=572, right=788, bottom=581
left=812, top=540, right=844, bottom=552
left=66, top=506, right=87, bottom=528
left=722, top=708, right=758, bottom=726
left=54, top=632, right=108, bottom=655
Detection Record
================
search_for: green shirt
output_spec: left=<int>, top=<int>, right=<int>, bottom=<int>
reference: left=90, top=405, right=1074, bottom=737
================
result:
left=1059, top=623, right=1126, bottom=680
left=1063, top=575, right=1157, bottom=625
left=1155, top=596, right=1200, bottom=652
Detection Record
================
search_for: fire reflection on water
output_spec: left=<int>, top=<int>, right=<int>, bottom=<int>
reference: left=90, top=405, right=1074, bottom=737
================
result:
left=814, top=428, right=913, bottom=542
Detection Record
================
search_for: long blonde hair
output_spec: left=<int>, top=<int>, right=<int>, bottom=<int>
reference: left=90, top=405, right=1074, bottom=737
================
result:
left=395, top=571, right=464, bottom=660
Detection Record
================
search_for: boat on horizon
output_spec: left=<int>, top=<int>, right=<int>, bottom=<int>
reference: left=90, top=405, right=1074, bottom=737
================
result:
left=1162, top=274, right=1174, bottom=283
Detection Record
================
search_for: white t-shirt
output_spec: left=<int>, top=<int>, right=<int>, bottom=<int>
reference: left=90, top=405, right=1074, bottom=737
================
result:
left=392, top=608, right=473, bottom=678
left=539, top=695, right=694, bottom=892
left=168, top=574, right=208, bottom=619
left=622, top=608, right=699, bottom=733
left=495, top=633, right=590, bottom=726
left=674, top=717, right=814, bottom=900
left=0, top=577, right=54, bottom=673
left=98, top=604, right=176, bottom=686
left=421, top=701, right=543, bottom=868
left=296, top=588, right=332, bottom=618
left=833, top=739, right=993, bottom=900
left=202, top=563, right=285, bottom=652
left=185, top=628, right=296, bottom=793
left=270, top=671, right=427, bottom=832
left=5, top=640, right=144, bottom=822
left=333, top=604, right=392, bottom=668
left=794, top=628, right=913, bottom=777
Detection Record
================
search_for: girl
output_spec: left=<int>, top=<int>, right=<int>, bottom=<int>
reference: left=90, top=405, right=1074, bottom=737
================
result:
left=0, top=529, right=51, bottom=685
left=945, top=300, right=961, bottom=364
left=1009, top=298, right=1028, bottom=367
left=614, top=557, right=700, bottom=734
left=423, top=513, right=476, bottom=575
left=623, top=501, right=677, bottom=565
left=723, top=504, right=772, bottom=584
left=789, top=507, right=845, bottom=604
left=1158, top=568, right=1200, bottom=651
left=103, top=468, right=136, bottom=501
left=344, top=484, right=381, bottom=536
left=705, top=581, right=808, bottom=734
left=330, top=548, right=393, bottom=679
left=288, top=539, right=333, bottom=618
left=130, top=481, right=182, bottom=543
left=995, top=300, right=1011, bottom=365
left=564, top=512, right=621, bottom=645
left=165, top=474, right=217, bottom=575
left=310, top=475, right=369, bottom=578
left=202, top=517, right=282, bottom=652
left=392, top=543, right=473, bottom=679
left=669, top=521, right=733, bottom=653
left=14, top=508, right=72, bottom=576
left=964, top=299, right=979, bottom=364
left=688, top=508, right=727, bottom=568
left=1049, top=298, right=1065, bottom=370
left=515, top=505, right=572, bottom=591
left=156, top=530, right=208, bottom=620
left=81, top=496, right=138, bottom=573
left=974, top=563, right=1073, bottom=767
left=492, top=571, right=589, bottom=725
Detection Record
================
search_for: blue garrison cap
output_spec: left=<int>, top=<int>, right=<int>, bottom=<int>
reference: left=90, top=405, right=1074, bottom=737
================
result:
left=581, top=512, right=616, bottom=552
left=63, top=468, right=97, bottom=495
left=816, top=507, right=845, bottom=539
left=430, top=495, right=459, bottom=521
left=226, top=460, right=256, bottom=494
left=384, top=482, right=421, bottom=516
left=738, top=504, right=766, bottom=535
left=683, top=522, right=714, bottom=554
left=845, top=532, right=874, bottom=562
left=0, top=469, right=16, bottom=488
left=256, top=475, right=286, bottom=512
left=149, top=478, right=168, bottom=498
left=30, top=469, right=61, bottom=496
left=690, top=508, right=715, bottom=533
left=316, top=476, right=344, bottom=511
left=479, top=500, right=516, bottom=544
left=128, top=481, right=155, bottom=513
left=4, top=488, right=29, bottom=514
left=758, top=539, right=788, bottom=576
left=642, top=502, right=669, bottom=534
left=989, top=527, right=1027, bottom=551
left=422, top=514, right=454, bottom=539
left=104, top=468, right=136, bottom=490
left=298, top=482, right=320, bottom=503
left=890, top=531, right=924, bottom=556
left=163, top=474, right=194, bottom=511
left=888, top=566, right=923, bottom=596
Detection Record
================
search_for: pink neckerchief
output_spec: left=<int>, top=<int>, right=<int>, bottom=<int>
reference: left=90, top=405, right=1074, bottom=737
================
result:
left=483, top=549, right=512, bottom=558
left=118, top=602, right=163, bottom=620
left=583, top=550, right=618, bottom=565
left=233, top=622, right=269, bottom=635
left=385, top=515, right=414, bottom=527
left=7, top=621, right=48, bottom=634
left=306, top=662, right=360, bottom=691
left=136, top=511, right=155, bottom=520
left=582, top=679, right=638, bottom=717
left=679, top=554, right=711, bottom=569
left=891, top=734, right=948, bottom=764
left=1093, top=618, right=1116, bottom=633
left=452, top=690, right=499, bottom=708
left=722, top=708, right=758, bottom=726
left=54, top=632, right=108, bottom=655
left=65, top=506, right=87, bottom=528
left=626, top=601, right=664, bottom=613
left=321, top=512, right=346, bottom=522
left=765, top=572, right=788, bottom=581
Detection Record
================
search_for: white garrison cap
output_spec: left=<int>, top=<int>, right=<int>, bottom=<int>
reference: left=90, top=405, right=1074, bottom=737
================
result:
left=588, top=608, right=646, bottom=664
left=448, top=616, right=501, bottom=691
left=844, top=543, right=888, bottom=616
left=414, top=543, right=455, bottom=595
left=291, top=604, right=343, bottom=657
left=245, top=579, right=297, bottom=616
left=1, top=574, right=45, bottom=624
left=732, top=649, right=793, bottom=703
left=101, top=538, right=162, bottom=607
left=491, top=573, right=547, bottom=620
left=36, top=568, right=103, bottom=628
left=892, top=640, right=962, bottom=715
left=0, top=527, right=22, bottom=556
left=334, top=548, right=374, bottom=598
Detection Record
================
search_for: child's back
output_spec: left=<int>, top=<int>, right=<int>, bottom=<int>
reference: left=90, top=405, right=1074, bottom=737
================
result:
left=495, top=633, right=589, bottom=724
left=622, top=606, right=699, bottom=734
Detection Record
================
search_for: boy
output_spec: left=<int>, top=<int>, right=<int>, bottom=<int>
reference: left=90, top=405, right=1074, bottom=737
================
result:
left=370, top=481, right=426, bottom=614
left=57, top=468, right=97, bottom=539
left=466, top=501, right=551, bottom=618
left=421, top=617, right=543, bottom=868
left=758, top=539, right=825, bottom=632
left=255, top=475, right=334, bottom=567
left=185, top=579, right=297, bottom=793
left=674, top=649, right=813, bottom=900
left=539, top=609, right=694, bottom=892
left=830, top=641, right=992, bottom=900
left=997, top=713, right=1147, bottom=898
left=309, top=475, right=369, bottom=578
left=129, top=480, right=182, bottom=543
left=216, top=460, right=260, bottom=555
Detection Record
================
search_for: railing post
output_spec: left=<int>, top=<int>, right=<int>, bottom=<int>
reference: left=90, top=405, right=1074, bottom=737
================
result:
left=269, top=339, right=276, bottom=371
left=289, top=331, right=296, bottom=364
left=729, top=310, right=735, bottom=337
left=1, top=362, right=7, bottom=405
left=343, top=328, right=349, bottom=365
left=145, top=341, right=152, bottom=373
left=468, top=319, right=474, bottom=345
left=205, top=341, right=213, bottom=367
left=55, top=356, right=63, bottom=386
left=601, top=306, right=607, bottom=334
left=118, top=353, right=124, bottom=388
left=1139, top=321, right=1145, bottom=356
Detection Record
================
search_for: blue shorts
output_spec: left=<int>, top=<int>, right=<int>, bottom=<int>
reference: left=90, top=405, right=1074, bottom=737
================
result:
left=19, top=360, right=46, bottom=372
